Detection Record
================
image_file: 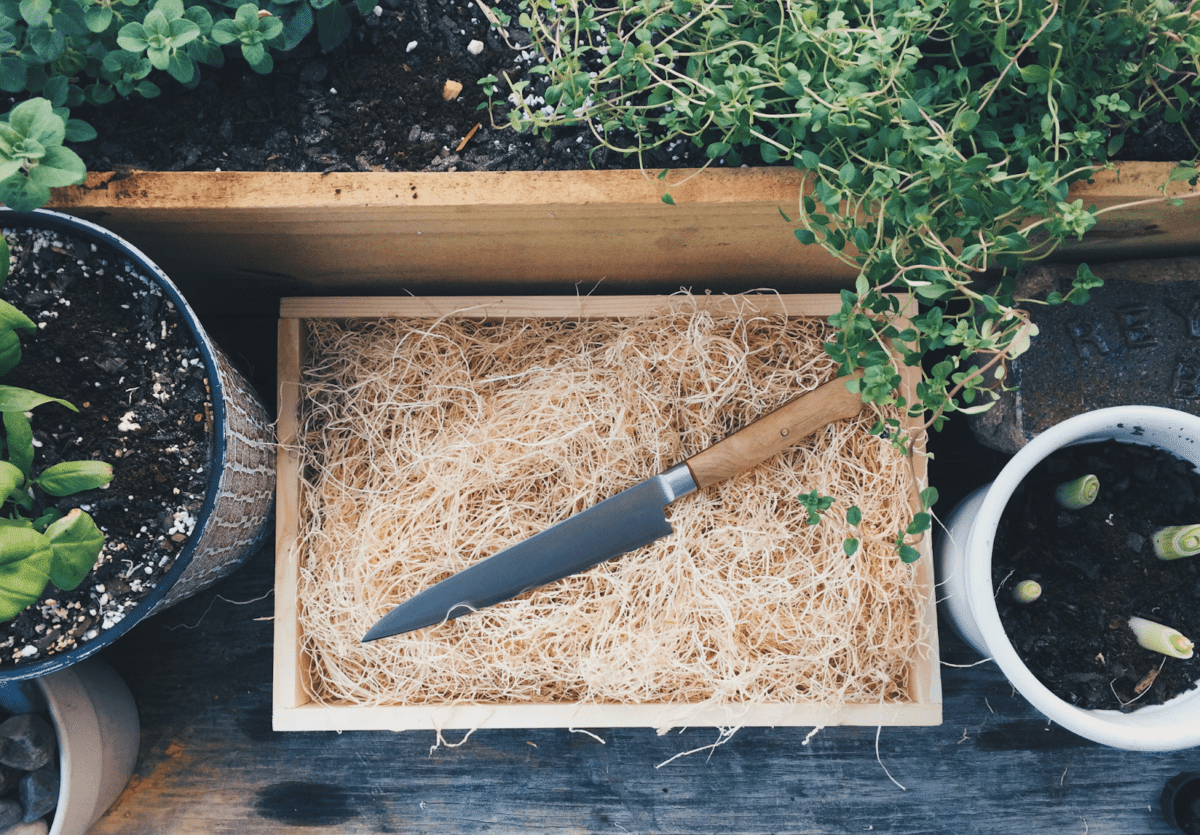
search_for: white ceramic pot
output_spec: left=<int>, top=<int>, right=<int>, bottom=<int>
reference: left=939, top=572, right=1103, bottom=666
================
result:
left=936, top=405, right=1200, bottom=751
left=37, top=658, right=140, bottom=835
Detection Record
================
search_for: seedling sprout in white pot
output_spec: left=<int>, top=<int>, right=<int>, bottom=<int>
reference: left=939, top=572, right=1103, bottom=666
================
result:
left=937, top=406, right=1200, bottom=751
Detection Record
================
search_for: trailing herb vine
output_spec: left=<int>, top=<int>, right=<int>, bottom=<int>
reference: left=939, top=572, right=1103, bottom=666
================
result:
left=482, top=0, right=1200, bottom=558
left=486, top=0, right=1200, bottom=438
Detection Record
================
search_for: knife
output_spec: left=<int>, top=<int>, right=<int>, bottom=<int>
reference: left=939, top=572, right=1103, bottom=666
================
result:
left=361, top=375, right=865, bottom=641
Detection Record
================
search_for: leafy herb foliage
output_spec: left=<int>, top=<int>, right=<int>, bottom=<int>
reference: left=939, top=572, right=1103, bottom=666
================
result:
left=0, top=0, right=375, bottom=207
left=489, top=0, right=1200, bottom=433
left=0, top=235, right=113, bottom=620
left=486, top=0, right=1200, bottom=557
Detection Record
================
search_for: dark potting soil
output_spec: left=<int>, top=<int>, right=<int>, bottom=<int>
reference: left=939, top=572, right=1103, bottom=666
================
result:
left=62, top=0, right=712, bottom=174
left=0, top=226, right=211, bottom=669
left=30, top=2, right=1196, bottom=176
left=993, top=440, right=1200, bottom=712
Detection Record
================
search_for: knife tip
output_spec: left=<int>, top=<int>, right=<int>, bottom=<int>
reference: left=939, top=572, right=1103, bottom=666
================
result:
left=361, top=620, right=399, bottom=643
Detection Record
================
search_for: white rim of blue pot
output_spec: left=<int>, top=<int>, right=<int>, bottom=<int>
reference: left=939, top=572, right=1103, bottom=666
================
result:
left=0, top=208, right=229, bottom=681
left=964, top=405, right=1200, bottom=751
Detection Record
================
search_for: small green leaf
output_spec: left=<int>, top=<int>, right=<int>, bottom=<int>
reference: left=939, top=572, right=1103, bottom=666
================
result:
left=954, top=110, right=980, bottom=133
left=846, top=505, right=862, bottom=526
left=919, top=487, right=938, bottom=510
left=0, top=527, right=52, bottom=620
left=898, top=544, right=921, bottom=563
left=0, top=330, right=19, bottom=376
left=0, top=386, right=76, bottom=414
left=1169, top=165, right=1200, bottom=183
left=0, top=460, right=24, bottom=504
left=116, top=22, right=150, bottom=51
left=1019, top=65, right=1051, bottom=84
left=35, top=460, right=113, bottom=496
left=906, top=512, right=931, bottom=535
left=27, top=146, right=87, bottom=189
left=661, top=193, right=675, bottom=205
left=19, top=0, right=51, bottom=26
left=43, top=509, right=104, bottom=590
left=84, top=3, right=113, bottom=32
left=2, top=410, right=33, bottom=480
left=843, top=537, right=859, bottom=557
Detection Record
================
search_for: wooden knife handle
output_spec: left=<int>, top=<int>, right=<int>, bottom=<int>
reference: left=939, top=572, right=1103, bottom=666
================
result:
left=684, top=376, right=865, bottom=490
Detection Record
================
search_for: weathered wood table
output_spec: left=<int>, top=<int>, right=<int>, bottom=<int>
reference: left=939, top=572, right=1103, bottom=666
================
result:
left=87, top=317, right=1198, bottom=835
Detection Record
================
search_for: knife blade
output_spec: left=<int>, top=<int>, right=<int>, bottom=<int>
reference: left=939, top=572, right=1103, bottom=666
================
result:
left=362, top=374, right=864, bottom=640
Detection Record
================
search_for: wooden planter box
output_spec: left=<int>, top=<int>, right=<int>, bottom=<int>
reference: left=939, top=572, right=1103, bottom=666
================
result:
left=44, top=162, right=1200, bottom=733
left=46, top=163, right=1200, bottom=311
left=273, top=294, right=941, bottom=732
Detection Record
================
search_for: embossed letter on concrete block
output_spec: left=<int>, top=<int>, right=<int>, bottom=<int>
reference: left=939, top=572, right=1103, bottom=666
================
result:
left=969, top=257, right=1200, bottom=453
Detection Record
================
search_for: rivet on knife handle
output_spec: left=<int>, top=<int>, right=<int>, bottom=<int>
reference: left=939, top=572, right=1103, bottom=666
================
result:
left=684, top=376, right=865, bottom=489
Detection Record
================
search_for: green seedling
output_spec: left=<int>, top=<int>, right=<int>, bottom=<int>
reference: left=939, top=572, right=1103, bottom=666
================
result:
left=1011, top=580, right=1042, bottom=604
left=797, top=489, right=834, bottom=526
left=1, top=0, right=380, bottom=210
left=0, top=235, right=113, bottom=621
left=116, top=0, right=203, bottom=84
left=1128, top=616, right=1195, bottom=660
left=212, top=5, right=284, bottom=73
left=1055, top=474, right=1100, bottom=510
left=0, top=99, right=88, bottom=213
left=1153, top=524, right=1200, bottom=560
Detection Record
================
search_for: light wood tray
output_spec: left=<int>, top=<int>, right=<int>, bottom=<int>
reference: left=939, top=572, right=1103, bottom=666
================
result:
left=273, top=295, right=942, bottom=732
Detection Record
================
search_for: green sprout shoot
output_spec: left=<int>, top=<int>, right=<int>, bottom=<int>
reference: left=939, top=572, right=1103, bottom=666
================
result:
left=1012, top=580, right=1042, bottom=604
left=1152, top=525, right=1200, bottom=560
left=1128, top=616, right=1195, bottom=660
left=1054, top=474, right=1099, bottom=510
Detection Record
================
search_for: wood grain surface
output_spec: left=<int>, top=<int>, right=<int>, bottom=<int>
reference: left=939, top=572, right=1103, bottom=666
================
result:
left=90, top=404, right=1198, bottom=835
left=82, top=284, right=1200, bottom=835
left=685, top=376, right=865, bottom=489
left=91, top=534, right=1197, bottom=835
left=44, top=162, right=1200, bottom=314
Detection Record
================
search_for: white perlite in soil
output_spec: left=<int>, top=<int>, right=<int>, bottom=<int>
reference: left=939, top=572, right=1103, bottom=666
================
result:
left=0, top=227, right=213, bottom=668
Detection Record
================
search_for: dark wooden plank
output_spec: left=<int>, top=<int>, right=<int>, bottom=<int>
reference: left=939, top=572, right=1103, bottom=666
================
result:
left=89, top=532, right=1196, bottom=835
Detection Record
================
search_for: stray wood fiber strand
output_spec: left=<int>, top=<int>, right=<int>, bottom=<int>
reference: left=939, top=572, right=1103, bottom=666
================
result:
left=294, top=296, right=929, bottom=711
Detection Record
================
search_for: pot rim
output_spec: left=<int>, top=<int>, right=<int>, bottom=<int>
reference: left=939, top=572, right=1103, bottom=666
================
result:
left=964, top=404, right=1200, bottom=749
left=0, top=208, right=229, bottom=681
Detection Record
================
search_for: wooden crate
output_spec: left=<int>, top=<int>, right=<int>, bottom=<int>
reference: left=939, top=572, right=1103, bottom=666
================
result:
left=273, top=294, right=942, bottom=732
left=46, top=162, right=1200, bottom=316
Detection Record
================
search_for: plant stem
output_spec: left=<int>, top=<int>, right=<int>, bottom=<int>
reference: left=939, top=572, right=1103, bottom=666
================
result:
left=1011, top=579, right=1041, bottom=604
left=1153, top=524, right=1200, bottom=560
left=1054, top=474, right=1099, bottom=510
left=1129, top=616, right=1195, bottom=660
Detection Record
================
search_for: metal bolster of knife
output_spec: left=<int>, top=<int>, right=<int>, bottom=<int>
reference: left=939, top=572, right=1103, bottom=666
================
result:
left=658, top=462, right=699, bottom=504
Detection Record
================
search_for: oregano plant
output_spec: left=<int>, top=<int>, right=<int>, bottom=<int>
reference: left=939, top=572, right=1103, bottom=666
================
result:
left=0, top=234, right=112, bottom=620
left=486, top=0, right=1200, bottom=559
left=0, top=98, right=88, bottom=212
left=0, top=0, right=376, bottom=209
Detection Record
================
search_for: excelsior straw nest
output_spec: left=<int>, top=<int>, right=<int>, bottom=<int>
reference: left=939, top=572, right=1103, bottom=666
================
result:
left=295, top=296, right=930, bottom=710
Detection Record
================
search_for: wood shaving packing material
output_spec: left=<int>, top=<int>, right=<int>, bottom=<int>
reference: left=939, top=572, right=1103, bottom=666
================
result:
left=294, top=297, right=929, bottom=714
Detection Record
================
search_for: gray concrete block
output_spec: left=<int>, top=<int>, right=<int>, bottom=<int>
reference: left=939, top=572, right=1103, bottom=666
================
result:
left=968, top=256, right=1200, bottom=452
